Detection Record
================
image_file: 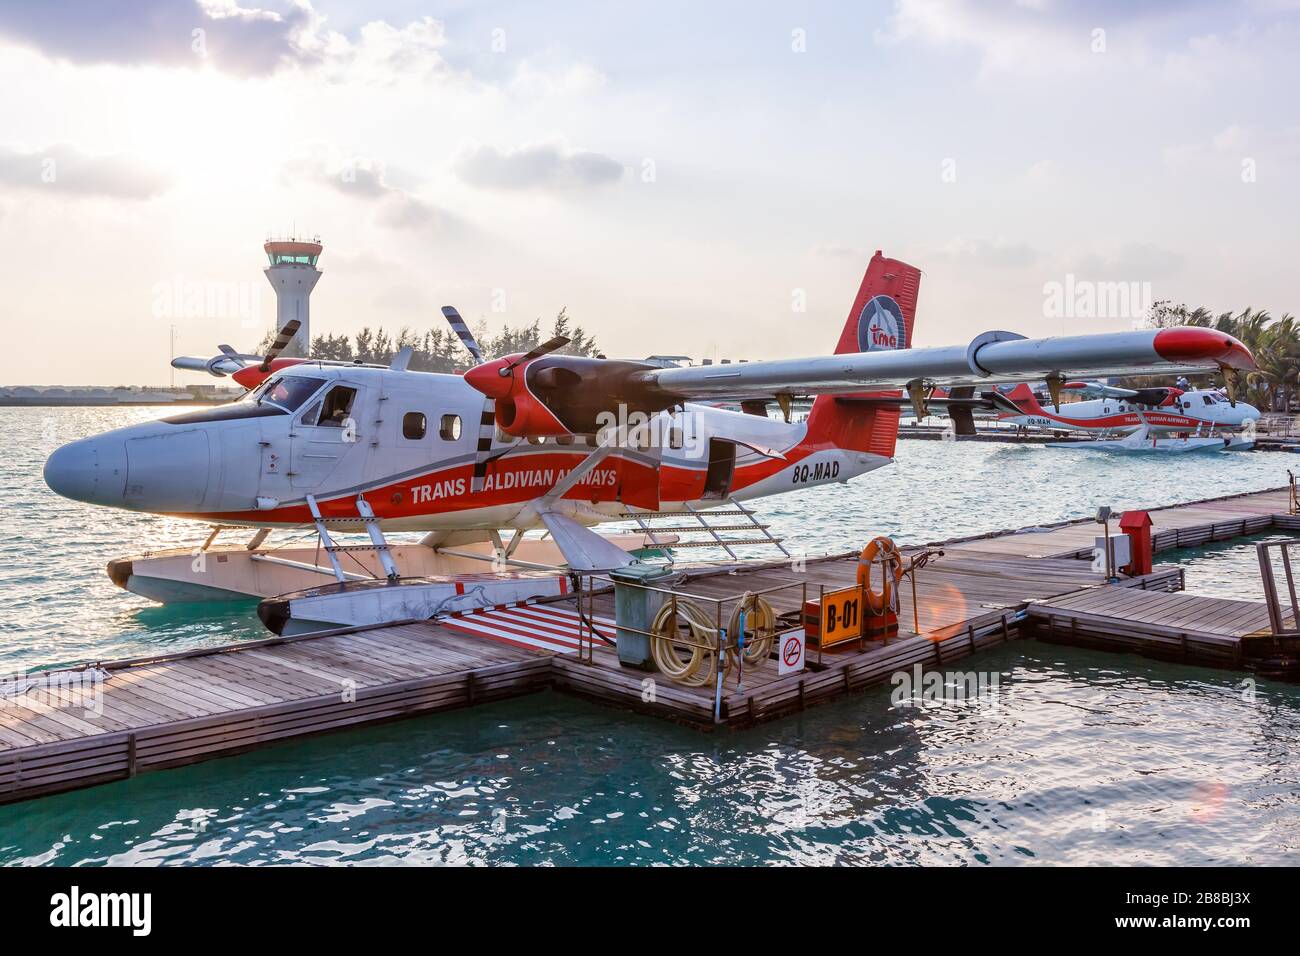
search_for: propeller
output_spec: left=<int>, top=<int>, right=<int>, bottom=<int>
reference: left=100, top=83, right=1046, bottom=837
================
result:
left=498, top=335, right=571, bottom=376
left=440, top=306, right=531, bottom=491
left=259, top=319, right=301, bottom=372
left=441, top=306, right=484, bottom=365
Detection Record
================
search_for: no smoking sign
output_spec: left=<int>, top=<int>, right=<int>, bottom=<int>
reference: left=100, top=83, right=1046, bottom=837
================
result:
left=778, top=628, right=806, bottom=676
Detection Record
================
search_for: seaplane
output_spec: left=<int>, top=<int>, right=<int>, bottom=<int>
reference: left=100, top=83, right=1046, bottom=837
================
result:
left=43, top=250, right=1256, bottom=634
left=996, top=380, right=1258, bottom=452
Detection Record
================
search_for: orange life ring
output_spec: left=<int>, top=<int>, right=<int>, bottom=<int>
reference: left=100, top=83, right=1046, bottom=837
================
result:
left=857, top=536, right=904, bottom=614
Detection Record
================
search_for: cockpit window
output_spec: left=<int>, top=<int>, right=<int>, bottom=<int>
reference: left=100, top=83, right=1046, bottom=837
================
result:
left=251, top=376, right=326, bottom=413
left=314, top=386, right=358, bottom=427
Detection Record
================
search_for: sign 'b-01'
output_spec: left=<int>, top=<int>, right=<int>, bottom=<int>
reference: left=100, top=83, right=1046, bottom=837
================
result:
left=819, top=585, right=865, bottom=648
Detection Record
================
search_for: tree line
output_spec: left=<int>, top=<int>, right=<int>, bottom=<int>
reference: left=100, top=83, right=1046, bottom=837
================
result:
left=259, top=309, right=600, bottom=374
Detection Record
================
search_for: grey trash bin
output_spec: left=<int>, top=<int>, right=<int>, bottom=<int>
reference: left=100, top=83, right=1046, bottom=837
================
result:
left=609, top=564, right=675, bottom=669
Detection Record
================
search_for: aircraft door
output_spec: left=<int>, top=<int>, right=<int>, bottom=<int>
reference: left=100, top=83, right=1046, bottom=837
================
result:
left=290, top=380, right=367, bottom=490
left=701, top=438, right=736, bottom=500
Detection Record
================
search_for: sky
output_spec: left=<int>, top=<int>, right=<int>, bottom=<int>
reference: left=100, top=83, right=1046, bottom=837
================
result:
left=0, top=0, right=1296, bottom=385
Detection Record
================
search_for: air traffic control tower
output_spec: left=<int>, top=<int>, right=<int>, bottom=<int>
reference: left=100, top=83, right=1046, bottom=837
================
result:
left=263, top=236, right=322, bottom=358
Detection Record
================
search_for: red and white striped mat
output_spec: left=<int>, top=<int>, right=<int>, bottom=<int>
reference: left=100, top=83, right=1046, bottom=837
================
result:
left=438, top=602, right=616, bottom=655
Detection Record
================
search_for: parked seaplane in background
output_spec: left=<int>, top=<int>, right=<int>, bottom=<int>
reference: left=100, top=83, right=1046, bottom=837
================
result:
left=996, top=380, right=1258, bottom=452
left=43, top=251, right=1256, bottom=634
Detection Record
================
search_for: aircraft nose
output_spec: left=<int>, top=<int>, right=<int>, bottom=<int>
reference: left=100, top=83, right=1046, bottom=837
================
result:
left=43, top=437, right=128, bottom=505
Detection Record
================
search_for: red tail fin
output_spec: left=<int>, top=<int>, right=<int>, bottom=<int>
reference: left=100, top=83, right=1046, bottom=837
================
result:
left=807, top=251, right=921, bottom=458
left=1002, top=383, right=1042, bottom=413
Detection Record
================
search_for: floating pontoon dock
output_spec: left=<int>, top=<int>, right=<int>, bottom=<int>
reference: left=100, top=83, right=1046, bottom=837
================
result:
left=1, top=486, right=1295, bottom=805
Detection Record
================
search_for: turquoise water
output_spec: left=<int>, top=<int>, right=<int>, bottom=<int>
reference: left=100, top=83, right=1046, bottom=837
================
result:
left=1, top=407, right=1297, bottom=865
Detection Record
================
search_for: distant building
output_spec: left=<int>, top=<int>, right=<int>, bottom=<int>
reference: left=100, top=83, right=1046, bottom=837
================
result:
left=264, top=236, right=323, bottom=358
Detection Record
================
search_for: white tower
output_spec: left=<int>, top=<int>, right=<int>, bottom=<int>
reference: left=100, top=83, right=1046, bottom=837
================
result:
left=263, top=236, right=322, bottom=358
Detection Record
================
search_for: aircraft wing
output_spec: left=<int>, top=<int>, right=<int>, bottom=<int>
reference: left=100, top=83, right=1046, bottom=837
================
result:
left=640, top=327, right=1253, bottom=401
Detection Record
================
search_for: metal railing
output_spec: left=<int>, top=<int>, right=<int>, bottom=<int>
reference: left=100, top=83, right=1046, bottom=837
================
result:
left=573, top=572, right=810, bottom=720
left=1258, top=414, right=1300, bottom=438
left=1257, top=539, right=1300, bottom=637
left=571, top=547, right=939, bottom=683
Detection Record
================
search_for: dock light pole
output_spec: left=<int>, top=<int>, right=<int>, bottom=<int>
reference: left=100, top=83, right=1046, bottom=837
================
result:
left=1096, top=506, right=1115, bottom=582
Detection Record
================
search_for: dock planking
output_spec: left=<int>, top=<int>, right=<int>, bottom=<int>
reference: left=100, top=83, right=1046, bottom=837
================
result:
left=1025, top=587, right=1275, bottom=668
left=938, top=486, right=1291, bottom=559
left=1, top=485, right=1296, bottom=804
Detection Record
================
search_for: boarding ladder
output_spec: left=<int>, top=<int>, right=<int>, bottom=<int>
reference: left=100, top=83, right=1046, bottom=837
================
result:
left=619, top=496, right=790, bottom=563
left=305, top=493, right=400, bottom=583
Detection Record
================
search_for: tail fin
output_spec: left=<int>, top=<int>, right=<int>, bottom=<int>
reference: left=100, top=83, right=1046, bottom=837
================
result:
left=807, top=251, right=921, bottom=458
left=1002, top=383, right=1042, bottom=413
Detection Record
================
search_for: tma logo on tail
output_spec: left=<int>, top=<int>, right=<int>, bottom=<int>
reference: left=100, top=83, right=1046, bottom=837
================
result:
left=857, top=295, right=907, bottom=352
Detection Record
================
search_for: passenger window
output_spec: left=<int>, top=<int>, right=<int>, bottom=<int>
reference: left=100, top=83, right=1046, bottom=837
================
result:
left=439, top=414, right=462, bottom=441
left=403, top=412, right=427, bottom=440
left=1203, top=396, right=1213, bottom=405
left=316, top=386, right=357, bottom=427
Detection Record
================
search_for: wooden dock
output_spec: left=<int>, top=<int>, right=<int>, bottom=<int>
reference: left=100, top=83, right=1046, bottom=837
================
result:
left=1026, top=587, right=1274, bottom=669
left=937, top=486, right=1294, bottom=560
left=1, top=485, right=1296, bottom=804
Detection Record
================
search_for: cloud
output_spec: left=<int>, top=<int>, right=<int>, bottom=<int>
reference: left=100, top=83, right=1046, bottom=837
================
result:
left=0, top=0, right=318, bottom=76
left=0, top=1, right=452, bottom=80
left=875, top=0, right=1227, bottom=74
left=931, top=236, right=1038, bottom=268
left=281, top=154, right=459, bottom=233
left=510, top=58, right=606, bottom=97
left=808, top=242, right=869, bottom=260
left=283, top=155, right=393, bottom=198
left=0, top=143, right=172, bottom=199
left=455, top=142, right=624, bottom=192
left=1074, top=242, right=1184, bottom=279
left=374, top=193, right=449, bottom=231
left=317, top=15, right=451, bottom=84
left=1024, top=159, right=1060, bottom=186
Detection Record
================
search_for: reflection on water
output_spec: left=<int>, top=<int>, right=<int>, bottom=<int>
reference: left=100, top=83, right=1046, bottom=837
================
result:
left=2, top=644, right=1297, bottom=866
left=1, top=407, right=1297, bottom=866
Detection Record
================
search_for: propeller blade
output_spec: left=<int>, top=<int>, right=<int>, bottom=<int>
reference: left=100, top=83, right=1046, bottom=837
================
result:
left=470, top=398, right=498, bottom=493
left=259, top=319, right=301, bottom=372
left=906, top=378, right=931, bottom=420
left=1044, top=371, right=1064, bottom=412
left=1221, top=365, right=1240, bottom=407
left=441, top=306, right=484, bottom=365
left=502, top=335, right=571, bottom=374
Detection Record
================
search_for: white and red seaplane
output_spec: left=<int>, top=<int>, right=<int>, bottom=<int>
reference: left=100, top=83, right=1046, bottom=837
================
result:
left=996, top=380, right=1259, bottom=443
left=44, top=251, right=1256, bottom=633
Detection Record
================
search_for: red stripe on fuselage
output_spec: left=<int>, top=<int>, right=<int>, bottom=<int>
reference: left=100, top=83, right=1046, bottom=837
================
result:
left=181, top=426, right=842, bottom=526
left=1004, top=410, right=1207, bottom=430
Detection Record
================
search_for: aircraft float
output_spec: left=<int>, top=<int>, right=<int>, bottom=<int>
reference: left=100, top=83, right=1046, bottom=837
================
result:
left=44, top=251, right=1256, bottom=634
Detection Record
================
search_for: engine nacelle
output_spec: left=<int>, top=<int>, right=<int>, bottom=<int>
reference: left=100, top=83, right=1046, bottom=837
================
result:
left=464, top=355, right=672, bottom=438
left=231, top=358, right=308, bottom=391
